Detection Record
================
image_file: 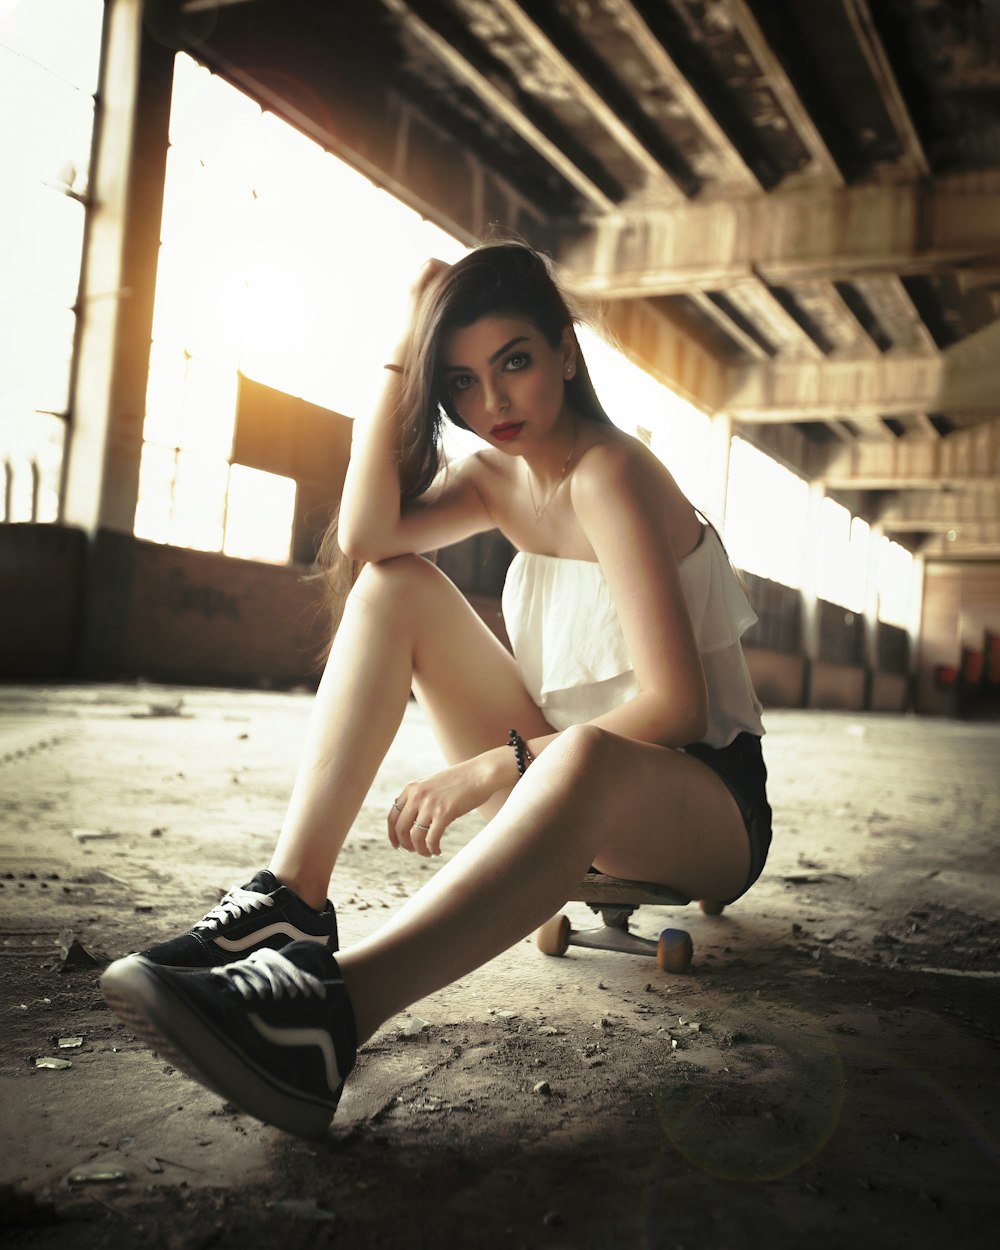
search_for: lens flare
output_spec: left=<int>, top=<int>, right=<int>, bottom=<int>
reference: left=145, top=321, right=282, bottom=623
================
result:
left=654, top=997, right=845, bottom=1182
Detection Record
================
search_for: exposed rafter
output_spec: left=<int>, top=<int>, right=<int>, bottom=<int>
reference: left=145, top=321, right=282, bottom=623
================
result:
left=725, top=279, right=824, bottom=359
left=607, top=0, right=762, bottom=192
left=840, top=0, right=929, bottom=176
left=382, top=0, right=616, bottom=212
left=725, top=0, right=845, bottom=185
left=787, top=280, right=881, bottom=357
left=182, top=0, right=257, bottom=11
left=723, top=351, right=1000, bottom=422
left=917, top=527, right=1000, bottom=559
left=909, top=413, right=944, bottom=439
left=688, top=290, right=771, bottom=360
left=852, top=275, right=938, bottom=354
left=557, top=176, right=1000, bottom=295
left=821, top=418, right=1000, bottom=488
left=487, top=0, right=687, bottom=201
left=879, top=487, right=1000, bottom=530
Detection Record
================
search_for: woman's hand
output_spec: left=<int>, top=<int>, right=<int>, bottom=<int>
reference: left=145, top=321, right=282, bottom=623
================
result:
left=388, top=752, right=511, bottom=857
left=410, top=256, right=449, bottom=307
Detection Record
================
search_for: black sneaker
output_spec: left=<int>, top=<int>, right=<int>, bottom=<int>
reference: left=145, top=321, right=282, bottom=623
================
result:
left=101, top=941, right=357, bottom=1139
left=141, top=869, right=338, bottom=968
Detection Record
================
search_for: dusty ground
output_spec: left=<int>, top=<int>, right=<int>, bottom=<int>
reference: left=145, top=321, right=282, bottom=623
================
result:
left=0, top=683, right=998, bottom=1250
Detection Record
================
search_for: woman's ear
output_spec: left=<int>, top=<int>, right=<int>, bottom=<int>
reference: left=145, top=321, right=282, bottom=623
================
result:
left=560, top=326, right=577, bottom=380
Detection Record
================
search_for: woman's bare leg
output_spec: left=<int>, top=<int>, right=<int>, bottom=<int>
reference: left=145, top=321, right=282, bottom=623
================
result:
left=337, top=724, right=751, bottom=1044
left=269, top=555, right=550, bottom=908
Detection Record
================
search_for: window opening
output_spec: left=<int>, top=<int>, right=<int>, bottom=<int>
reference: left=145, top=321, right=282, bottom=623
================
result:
left=0, top=0, right=103, bottom=523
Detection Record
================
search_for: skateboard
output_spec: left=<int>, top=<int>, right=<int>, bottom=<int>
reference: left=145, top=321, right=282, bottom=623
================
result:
left=535, top=873, right=725, bottom=973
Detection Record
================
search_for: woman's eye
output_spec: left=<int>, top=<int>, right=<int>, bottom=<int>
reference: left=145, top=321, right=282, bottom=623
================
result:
left=506, top=353, right=530, bottom=371
left=449, top=374, right=474, bottom=393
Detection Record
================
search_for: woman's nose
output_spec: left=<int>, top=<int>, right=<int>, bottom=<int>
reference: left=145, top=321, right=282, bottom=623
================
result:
left=482, top=378, right=509, bottom=414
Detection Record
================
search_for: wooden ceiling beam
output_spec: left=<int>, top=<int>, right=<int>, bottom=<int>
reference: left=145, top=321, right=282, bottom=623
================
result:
left=725, top=0, right=845, bottom=185
left=820, top=418, right=1000, bottom=487
left=489, top=0, right=687, bottom=200
left=852, top=275, right=938, bottom=355
left=611, top=0, right=762, bottom=192
left=725, top=278, right=825, bottom=359
left=879, top=487, right=1000, bottom=529
left=556, top=176, right=1000, bottom=295
left=840, top=0, right=930, bottom=177
left=182, top=0, right=259, bottom=11
left=725, top=337, right=1000, bottom=421
left=687, top=290, right=771, bottom=360
left=917, top=529, right=1000, bottom=559
left=909, top=413, right=944, bottom=439
left=381, top=0, right=616, bottom=212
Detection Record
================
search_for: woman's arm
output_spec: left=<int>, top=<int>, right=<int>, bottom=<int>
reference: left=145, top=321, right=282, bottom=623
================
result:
left=394, top=439, right=710, bottom=856
left=566, top=440, right=709, bottom=748
left=337, top=265, right=494, bottom=563
left=337, top=371, right=493, bottom=562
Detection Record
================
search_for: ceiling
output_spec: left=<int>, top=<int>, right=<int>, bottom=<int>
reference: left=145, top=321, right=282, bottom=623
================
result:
left=173, top=0, right=1000, bottom=561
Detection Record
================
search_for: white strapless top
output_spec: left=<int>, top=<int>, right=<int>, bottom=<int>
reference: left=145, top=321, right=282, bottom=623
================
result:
left=501, top=525, right=764, bottom=747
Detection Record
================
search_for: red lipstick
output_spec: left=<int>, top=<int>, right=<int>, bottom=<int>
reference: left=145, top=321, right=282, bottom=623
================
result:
left=491, top=422, right=524, bottom=442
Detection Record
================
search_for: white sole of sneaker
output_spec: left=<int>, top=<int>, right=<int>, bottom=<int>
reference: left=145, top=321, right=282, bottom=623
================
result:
left=101, top=955, right=337, bottom=1140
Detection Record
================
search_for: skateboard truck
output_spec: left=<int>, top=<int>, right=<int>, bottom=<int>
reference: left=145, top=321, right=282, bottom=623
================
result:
left=535, top=873, right=725, bottom=973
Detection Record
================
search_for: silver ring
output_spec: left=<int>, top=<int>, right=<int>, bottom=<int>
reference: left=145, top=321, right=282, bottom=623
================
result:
left=392, top=801, right=403, bottom=813
left=413, top=822, right=430, bottom=832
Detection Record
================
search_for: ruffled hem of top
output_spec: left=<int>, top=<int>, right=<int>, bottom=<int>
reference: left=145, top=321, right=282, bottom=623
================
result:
left=502, top=553, right=634, bottom=698
left=500, top=527, right=758, bottom=699
left=684, top=526, right=758, bottom=653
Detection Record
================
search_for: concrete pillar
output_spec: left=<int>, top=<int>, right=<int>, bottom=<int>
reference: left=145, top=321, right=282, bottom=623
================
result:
left=906, top=553, right=926, bottom=711
left=800, top=480, right=825, bottom=706
left=862, top=521, right=884, bottom=710
left=705, top=411, right=732, bottom=527
left=62, top=0, right=173, bottom=535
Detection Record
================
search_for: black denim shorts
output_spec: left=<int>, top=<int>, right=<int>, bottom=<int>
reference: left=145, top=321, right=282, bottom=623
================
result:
left=683, top=732, right=772, bottom=904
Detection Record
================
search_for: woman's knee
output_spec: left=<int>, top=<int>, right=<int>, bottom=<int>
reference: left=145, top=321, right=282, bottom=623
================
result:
left=544, top=723, right=621, bottom=784
left=352, top=554, right=447, bottom=605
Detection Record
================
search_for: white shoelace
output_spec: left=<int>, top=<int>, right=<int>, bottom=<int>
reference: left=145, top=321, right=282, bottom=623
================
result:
left=194, top=886, right=274, bottom=932
left=211, top=947, right=325, bottom=1002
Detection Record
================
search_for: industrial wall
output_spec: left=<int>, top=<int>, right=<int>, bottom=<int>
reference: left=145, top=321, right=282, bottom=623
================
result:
left=3, top=519, right=958, bottom=717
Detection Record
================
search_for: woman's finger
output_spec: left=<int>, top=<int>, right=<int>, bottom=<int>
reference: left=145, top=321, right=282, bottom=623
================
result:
left=425, top=823, right=443, bottom=857
left=410, top=819, right=432, bottom=857
left=388, top=795, right=409, bottom=850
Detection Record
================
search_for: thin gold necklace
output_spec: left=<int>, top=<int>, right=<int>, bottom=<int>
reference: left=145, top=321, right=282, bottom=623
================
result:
left=526, top=427, right=580, bottom=522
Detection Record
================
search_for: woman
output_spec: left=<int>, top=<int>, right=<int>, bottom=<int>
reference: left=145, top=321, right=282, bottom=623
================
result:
left=101, top=243, right=771, bottom=1139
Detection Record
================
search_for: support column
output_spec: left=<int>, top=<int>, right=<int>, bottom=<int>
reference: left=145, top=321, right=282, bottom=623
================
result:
left=63, top=0, right=173, bottom=535
left=906, top=553, right=926, bottom=712
left=862, top=522, right=884, bottom=710
left=705, top=411, right=732, bottom=528
left=800, top=481, right=825, bottom=707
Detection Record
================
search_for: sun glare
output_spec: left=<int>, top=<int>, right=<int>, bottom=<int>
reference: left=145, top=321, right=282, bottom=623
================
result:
left=0, top=0, right=103, bottom=522
left=136, top=54, right=466, bottom=562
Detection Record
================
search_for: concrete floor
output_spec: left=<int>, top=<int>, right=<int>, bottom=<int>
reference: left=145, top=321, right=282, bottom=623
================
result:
left=1, top=683, right=998, bottom=1249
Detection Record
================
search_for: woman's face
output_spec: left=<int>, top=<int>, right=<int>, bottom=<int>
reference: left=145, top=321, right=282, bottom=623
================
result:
left=439, top=315, right=575, bottom=451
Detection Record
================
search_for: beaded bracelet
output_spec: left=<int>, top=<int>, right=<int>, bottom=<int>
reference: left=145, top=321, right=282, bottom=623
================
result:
left=507, top=728, right=534, bottom=777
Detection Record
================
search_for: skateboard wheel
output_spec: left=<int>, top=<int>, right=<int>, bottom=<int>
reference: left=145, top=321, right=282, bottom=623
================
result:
left=656, top=928, right=693, bottom=974
left=700, top=899, right=725, bottom=916
left=536, top=914, right=571, bottom=957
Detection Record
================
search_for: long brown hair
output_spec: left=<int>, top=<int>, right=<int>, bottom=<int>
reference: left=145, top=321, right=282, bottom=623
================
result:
left=316, top=242, right=612, bottom=641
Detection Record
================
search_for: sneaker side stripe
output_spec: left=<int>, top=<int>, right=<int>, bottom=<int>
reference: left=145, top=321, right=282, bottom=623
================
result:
left=213, top=924, right=329, bottom=953
left=248, top=1014, right=342, bottom=1096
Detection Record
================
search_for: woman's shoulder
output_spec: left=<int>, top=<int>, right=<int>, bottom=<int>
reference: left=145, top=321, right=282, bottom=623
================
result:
left=571, top=426, right=700, bottom=554
left=572, top=425, right=672, bottom=493
left=459, top=446, right=517, bottom=489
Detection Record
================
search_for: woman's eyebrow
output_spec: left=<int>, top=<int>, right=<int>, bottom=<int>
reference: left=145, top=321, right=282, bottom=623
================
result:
left=444, top=336, right=530, bottom=373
